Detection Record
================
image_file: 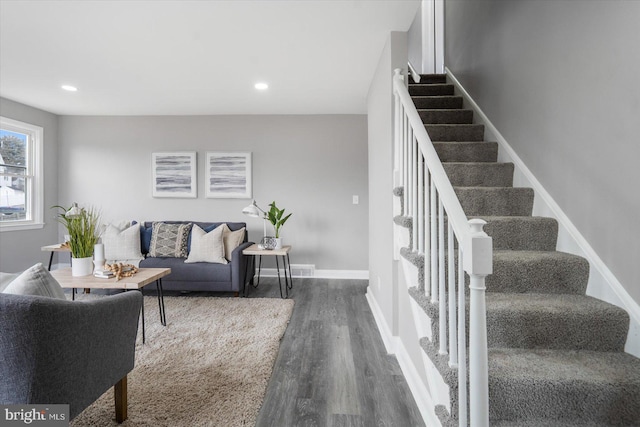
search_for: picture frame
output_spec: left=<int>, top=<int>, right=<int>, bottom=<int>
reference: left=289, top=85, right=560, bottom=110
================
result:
left=206, top=152, right=252, bottom=199
left=152, top=152, right=197, bottom=198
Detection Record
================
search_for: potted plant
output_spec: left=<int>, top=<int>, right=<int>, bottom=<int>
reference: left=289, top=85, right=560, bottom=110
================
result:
left=53, top=203, right=101, bottom=276
left=267, top=201, right=292, bottom=249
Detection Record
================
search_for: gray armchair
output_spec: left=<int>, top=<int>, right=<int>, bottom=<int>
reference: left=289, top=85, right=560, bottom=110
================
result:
left=0, top=291, right=142, bottom=422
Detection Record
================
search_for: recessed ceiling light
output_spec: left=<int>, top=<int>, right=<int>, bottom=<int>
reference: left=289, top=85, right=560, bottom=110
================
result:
left=254, top=82, right=268, bottom=91
left=61, top=85, right=78, bottom=92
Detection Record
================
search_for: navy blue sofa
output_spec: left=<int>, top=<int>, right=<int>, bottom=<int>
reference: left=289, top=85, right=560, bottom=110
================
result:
left=138, top=221, right=253, bottom=295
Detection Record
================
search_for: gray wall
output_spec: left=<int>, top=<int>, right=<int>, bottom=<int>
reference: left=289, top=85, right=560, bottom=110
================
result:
left=0, top=97, right=59, bottom=272
left=367, top=31, right=407, bottom=332
left=57, top=115, right=368, bottom=271
left=445, top=0, right=640, bottom=304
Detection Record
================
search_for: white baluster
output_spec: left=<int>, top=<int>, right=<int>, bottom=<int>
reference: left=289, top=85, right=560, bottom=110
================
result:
left=424, top=172, right=431, bottom=299
left=407, top=121, right=412, bottom=220
left=403, top=111, right=408, bottom=213
left=448, top=221, right=457, bottom=368
left=394, top=91, right=400, bottom=184
left=430, top=181, right=438, bottom=302
left=412, top=133, right=418, bottom=252
left=458, top=245, right=467, bottom=427
left=438, top=196, right=447, bottom=355
left=417, top=152, right=424, bottom=254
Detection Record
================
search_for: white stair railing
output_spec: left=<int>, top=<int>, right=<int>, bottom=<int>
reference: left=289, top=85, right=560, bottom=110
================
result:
left=393, top=68, right=492, bottom=427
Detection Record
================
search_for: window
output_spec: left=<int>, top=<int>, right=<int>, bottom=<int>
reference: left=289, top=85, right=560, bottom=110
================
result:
left=0, top=117, right=43, bottom=231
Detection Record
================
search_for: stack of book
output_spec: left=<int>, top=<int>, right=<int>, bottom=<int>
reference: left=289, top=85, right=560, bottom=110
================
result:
left=94, top=270, right=115, bottom=279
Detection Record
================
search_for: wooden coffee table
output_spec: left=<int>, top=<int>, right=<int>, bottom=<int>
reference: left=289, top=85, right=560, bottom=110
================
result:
left=51, top=267, right=171, bottom=343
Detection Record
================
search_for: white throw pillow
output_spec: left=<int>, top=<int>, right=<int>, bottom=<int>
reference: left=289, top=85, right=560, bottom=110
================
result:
left=102, top=223, right=144, bottom=262
left=185, top=225, right=228, bottom=264
left=2, top=263, right=66, bottom=299
left=222, top=224, right=245, bottom=261
left=0, top=272, right=19, bottom=292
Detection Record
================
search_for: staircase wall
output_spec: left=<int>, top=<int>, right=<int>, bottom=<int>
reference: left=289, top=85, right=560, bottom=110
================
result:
left=443, top=0, right=640, bottom=311
left=445, top=69, right=640, bottom=357
left=367, top=31, right=443, bottom=426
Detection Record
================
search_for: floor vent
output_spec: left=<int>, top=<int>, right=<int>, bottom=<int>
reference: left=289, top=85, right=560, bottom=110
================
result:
left=290, top=264, right=315, bottom=277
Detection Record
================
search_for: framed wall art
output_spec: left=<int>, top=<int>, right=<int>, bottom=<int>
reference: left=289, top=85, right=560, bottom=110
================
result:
left=206, top=152, right=252, bottom=199
left=152, top=152, right=197, bottom=198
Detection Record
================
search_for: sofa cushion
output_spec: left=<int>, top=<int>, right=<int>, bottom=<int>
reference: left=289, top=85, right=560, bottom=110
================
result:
left=141, top=222, right=248, bottom=255
left=222, top=224, right=246, bottom=261
left=102, top=223, right=144, bottom=262
left=2, top=263, right=66, bottom=299
left=140, top=256, right=231, bottom=283
left=185, top=225, right=227, bottom=264
left=149, top=222, right=192, bottom=258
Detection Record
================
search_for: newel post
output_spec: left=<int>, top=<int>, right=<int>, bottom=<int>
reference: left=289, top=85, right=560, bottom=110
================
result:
left=464, top=219, right=492, bottom=427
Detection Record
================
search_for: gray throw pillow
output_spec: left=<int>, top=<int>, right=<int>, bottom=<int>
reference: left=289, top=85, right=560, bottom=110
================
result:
left=149, top=222, right=192, bottom=258
left=2, top=263, right=66, bottom=299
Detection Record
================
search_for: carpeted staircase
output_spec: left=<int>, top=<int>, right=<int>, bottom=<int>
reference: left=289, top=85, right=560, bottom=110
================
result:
left=396, top=74, right=640, bottom=426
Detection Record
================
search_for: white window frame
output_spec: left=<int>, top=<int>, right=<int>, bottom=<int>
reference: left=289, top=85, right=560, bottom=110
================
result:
left=0, top=116, right=44, bottom=232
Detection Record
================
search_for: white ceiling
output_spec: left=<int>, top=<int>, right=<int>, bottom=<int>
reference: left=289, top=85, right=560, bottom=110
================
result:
left=0, top=0, right=419, bottom=116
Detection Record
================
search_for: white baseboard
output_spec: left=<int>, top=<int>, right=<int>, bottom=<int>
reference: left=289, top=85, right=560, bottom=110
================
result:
left=258, top=268, right=369, bottom=280
left=366, top=289, right=442, bottom=427
left=366, top=289, right=399, bottom=354
left=446, top=67, right=640, bottom=357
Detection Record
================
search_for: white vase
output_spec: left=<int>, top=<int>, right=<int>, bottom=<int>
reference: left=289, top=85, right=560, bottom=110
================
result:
left=274, top=238, right=283, bottom=250
left=72, top=256, right=94, bottom=277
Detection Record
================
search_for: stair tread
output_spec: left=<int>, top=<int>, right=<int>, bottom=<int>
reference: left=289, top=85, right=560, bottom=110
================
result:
left=493, top=249, right=584, bottom=261
left=485, top=292, right=625, bottom=316
left=409, top=83, right=452, bottom=87
left=456, top=187, right=534, bottom=216
left=475, top=215, right=557, bottom=222
left=454, top=185, right=531, bottom=190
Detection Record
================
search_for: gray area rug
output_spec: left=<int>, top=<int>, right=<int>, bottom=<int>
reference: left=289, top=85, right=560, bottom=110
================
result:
left=71, top=295, right=294, bottom=426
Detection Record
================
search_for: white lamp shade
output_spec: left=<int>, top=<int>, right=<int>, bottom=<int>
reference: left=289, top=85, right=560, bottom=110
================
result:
left=242, top=203, right=261, bottom=218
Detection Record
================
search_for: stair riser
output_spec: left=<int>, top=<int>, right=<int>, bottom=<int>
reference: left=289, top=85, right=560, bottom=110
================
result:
left=412, top=96, right=463, bottom=109
left=409, top=84, right=455, bottom=96
left=455, top=187, right=534, bottom=216
left=489, top=253, right=589, bottom=294
left=444, top=163, right=514, bottom=187
left=434, top=142, right=498, bottom=163
left=419, top=109, right=473, bottom=124
left=409, top=279, right=625, bottom=352
left=486, top=309, right=628, bottom=352
left=411, top=74, right=447, bottom=84
left=426, top=124, right=485, bottom=142
left=397, top=212, right=559, bottom=252
left=481, top=217, right=558, bottom=251
left=399, top=232, right=588, bottom=294
left=489, top=381, right=640, bottom=425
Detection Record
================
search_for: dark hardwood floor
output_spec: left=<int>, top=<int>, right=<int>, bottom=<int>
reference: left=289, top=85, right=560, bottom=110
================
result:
left=249, top=277, right=425, bottom=427
left=81, top=277, right=425, bottom=426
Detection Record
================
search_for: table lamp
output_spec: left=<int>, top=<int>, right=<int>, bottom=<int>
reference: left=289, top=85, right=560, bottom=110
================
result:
left=242, top=199, right=267, bottom=238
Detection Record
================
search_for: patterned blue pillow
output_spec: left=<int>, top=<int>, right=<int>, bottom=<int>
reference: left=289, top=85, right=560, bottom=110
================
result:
left=149, top=222, right=192, bottom=258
